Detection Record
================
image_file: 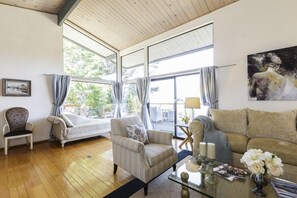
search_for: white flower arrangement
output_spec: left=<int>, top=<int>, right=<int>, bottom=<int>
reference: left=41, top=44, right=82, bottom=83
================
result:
left=240, top=149, right=284, bottom=177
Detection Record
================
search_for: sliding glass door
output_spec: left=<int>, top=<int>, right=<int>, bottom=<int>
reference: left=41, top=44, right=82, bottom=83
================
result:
left=150, top=79, right=175, bottom=133
left=150, top=74, right=203, bottom=138
left=175, top=75, right=199, bottom=138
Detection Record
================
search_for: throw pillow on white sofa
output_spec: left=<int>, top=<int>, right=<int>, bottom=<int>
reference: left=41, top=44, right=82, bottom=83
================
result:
left=58, top=114, right=74, bottom=127
left=63, top=114, right=91, bottom=125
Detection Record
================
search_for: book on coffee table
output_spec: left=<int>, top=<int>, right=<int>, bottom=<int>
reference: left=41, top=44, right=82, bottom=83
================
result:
left=270, top=178, right=297, bottom=198
left=213, top=164, right=247, bottom=182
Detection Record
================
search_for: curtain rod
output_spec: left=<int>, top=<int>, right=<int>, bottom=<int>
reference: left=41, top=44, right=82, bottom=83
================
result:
left=214, top=63, right=236, bottom=69
left=43, top=74, right=114, bottom=84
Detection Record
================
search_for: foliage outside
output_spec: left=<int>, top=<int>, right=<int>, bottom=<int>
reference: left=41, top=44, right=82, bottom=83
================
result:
left=122, top=84, right=141, bottom=116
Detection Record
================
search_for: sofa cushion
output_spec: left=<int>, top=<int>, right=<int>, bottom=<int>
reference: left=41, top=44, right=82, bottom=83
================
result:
left=210, top=109, right=247, bottom=135
left=59, top=114, right=74, bottom=127
left=127, top=123, right=149, bottom=144
left=247, top=109, right=297, bottom=144
left=145, top=143, right=174, bottom=167
left=247, top=138, right=297, bottom=166
left=224, top=133, right=249, bottom=154
left=64, top=114, right=91, bottom=125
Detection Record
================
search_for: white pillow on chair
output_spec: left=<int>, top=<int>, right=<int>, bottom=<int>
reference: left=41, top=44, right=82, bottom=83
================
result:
left=127, top=123, right=149, bottom=144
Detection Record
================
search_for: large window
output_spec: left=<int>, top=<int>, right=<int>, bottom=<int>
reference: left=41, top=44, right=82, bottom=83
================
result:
left=63, top=25, right=117, bottom=118
left=149, top=24, right=213, bottom=77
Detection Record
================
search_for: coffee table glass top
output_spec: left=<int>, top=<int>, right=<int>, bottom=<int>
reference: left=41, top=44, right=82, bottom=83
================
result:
left=168, top=155, right=278, bottom=198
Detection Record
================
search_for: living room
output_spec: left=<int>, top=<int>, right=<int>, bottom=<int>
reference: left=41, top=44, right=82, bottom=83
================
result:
left=0, top=0, right=297, bottom=197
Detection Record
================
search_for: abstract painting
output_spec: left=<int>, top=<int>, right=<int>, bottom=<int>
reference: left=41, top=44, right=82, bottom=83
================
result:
left=248, top=46, right=297, bottom=100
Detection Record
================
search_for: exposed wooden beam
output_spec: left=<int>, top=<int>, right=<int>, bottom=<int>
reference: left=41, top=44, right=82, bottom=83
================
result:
left=58, top=0, right=81, bottom=26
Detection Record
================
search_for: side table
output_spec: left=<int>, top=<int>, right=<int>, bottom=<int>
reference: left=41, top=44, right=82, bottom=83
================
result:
left=176, top=124, right=193, bottom=150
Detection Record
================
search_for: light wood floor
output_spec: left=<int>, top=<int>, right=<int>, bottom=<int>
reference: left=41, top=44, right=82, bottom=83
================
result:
left=0, top=137, right=191, bottom=198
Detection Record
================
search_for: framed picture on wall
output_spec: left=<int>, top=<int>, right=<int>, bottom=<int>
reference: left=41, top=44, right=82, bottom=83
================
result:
left=248, top=46, right=297, bottom=101
left=2, top=78, right=31, bottom=96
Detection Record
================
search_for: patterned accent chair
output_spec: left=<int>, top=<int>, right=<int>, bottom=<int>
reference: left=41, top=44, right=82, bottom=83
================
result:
left=2, top=107, right=33, bottom=155
left=111, top=116, right=178, bottom=195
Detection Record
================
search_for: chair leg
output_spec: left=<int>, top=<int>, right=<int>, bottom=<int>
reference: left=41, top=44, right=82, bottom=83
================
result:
left=26, top=136, right=29, bottom=145
left=144, top=183, right=148, bottom=196
left=30, top=135, right=33, bottom=150
left=113, top=164, right=118, bottom=174
left=4, top=138, right=8, bottom=155
left=173, top=164, right=176, bottom=171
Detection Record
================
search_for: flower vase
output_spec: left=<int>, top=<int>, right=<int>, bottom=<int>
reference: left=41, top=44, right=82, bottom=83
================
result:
left=252, top=174, right=266, bottom=197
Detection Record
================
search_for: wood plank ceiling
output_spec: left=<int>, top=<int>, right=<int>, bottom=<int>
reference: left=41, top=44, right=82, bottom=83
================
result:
left=0, top=0, right=239, bottom=50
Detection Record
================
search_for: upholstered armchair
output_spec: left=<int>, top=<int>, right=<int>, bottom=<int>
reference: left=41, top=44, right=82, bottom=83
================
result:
left=2, top=107, right=33, bottom=155
left=111, top=116, right=178, bottom=195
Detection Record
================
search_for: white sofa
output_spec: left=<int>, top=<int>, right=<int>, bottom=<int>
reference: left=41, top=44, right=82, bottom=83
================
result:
left=47, top=114, right=111, bottom=147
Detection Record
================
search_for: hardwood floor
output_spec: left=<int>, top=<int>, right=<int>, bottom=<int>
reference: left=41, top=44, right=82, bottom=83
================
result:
left=0, top=137, right=190, bottom=198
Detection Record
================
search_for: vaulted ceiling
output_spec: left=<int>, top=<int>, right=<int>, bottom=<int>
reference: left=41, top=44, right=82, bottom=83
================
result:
left=0, top=0, right=238, bottom=50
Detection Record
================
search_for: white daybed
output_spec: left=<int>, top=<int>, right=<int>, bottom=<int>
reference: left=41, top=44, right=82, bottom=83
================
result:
left=47, top=114, right=111, bottom=147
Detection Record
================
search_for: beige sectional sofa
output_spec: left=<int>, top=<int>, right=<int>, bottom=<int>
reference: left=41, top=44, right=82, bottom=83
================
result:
left=189, top=109, right=297, bottom=182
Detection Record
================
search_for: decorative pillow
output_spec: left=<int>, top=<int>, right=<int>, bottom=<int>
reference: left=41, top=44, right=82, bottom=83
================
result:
left=58, top=114, right=74, bottom=127
left=127, top=123, right=149, bottom=144
left=210, top=109, right=247, bottom=135
left=247, top=109, right=297, bottom=144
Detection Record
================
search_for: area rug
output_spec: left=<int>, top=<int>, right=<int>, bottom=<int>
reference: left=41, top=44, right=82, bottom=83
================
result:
left=104, top=150, right=193, bottom=198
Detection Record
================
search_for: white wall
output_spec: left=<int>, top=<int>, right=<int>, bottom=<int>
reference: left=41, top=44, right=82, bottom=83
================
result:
left=214, top=0, right=297, bottom=111
left=120, top=0, right=297, bottom=112
left=0, top=5, right=63, bottom=148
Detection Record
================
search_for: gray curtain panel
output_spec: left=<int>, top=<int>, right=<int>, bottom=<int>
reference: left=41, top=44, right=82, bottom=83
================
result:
left=51, top=74, right=71, bottom=116
left=136, top=77, right=153, bottom=129
left=200, top=67, right=218, bottom=116
left=112, top=81, right=123, bottom=118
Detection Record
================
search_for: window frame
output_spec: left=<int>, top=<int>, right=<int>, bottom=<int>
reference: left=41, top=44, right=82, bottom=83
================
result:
left=121, top=48, right=145, bottom=81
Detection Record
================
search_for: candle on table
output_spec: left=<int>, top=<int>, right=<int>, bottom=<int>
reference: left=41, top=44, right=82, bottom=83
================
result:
left=199, top=142, right=207, bottom=156
left=207, top=143, right=216, bottom=159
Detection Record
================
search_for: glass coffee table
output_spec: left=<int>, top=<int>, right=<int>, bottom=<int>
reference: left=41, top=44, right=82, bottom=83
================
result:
left=168, top=156, right=278, bottom=198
